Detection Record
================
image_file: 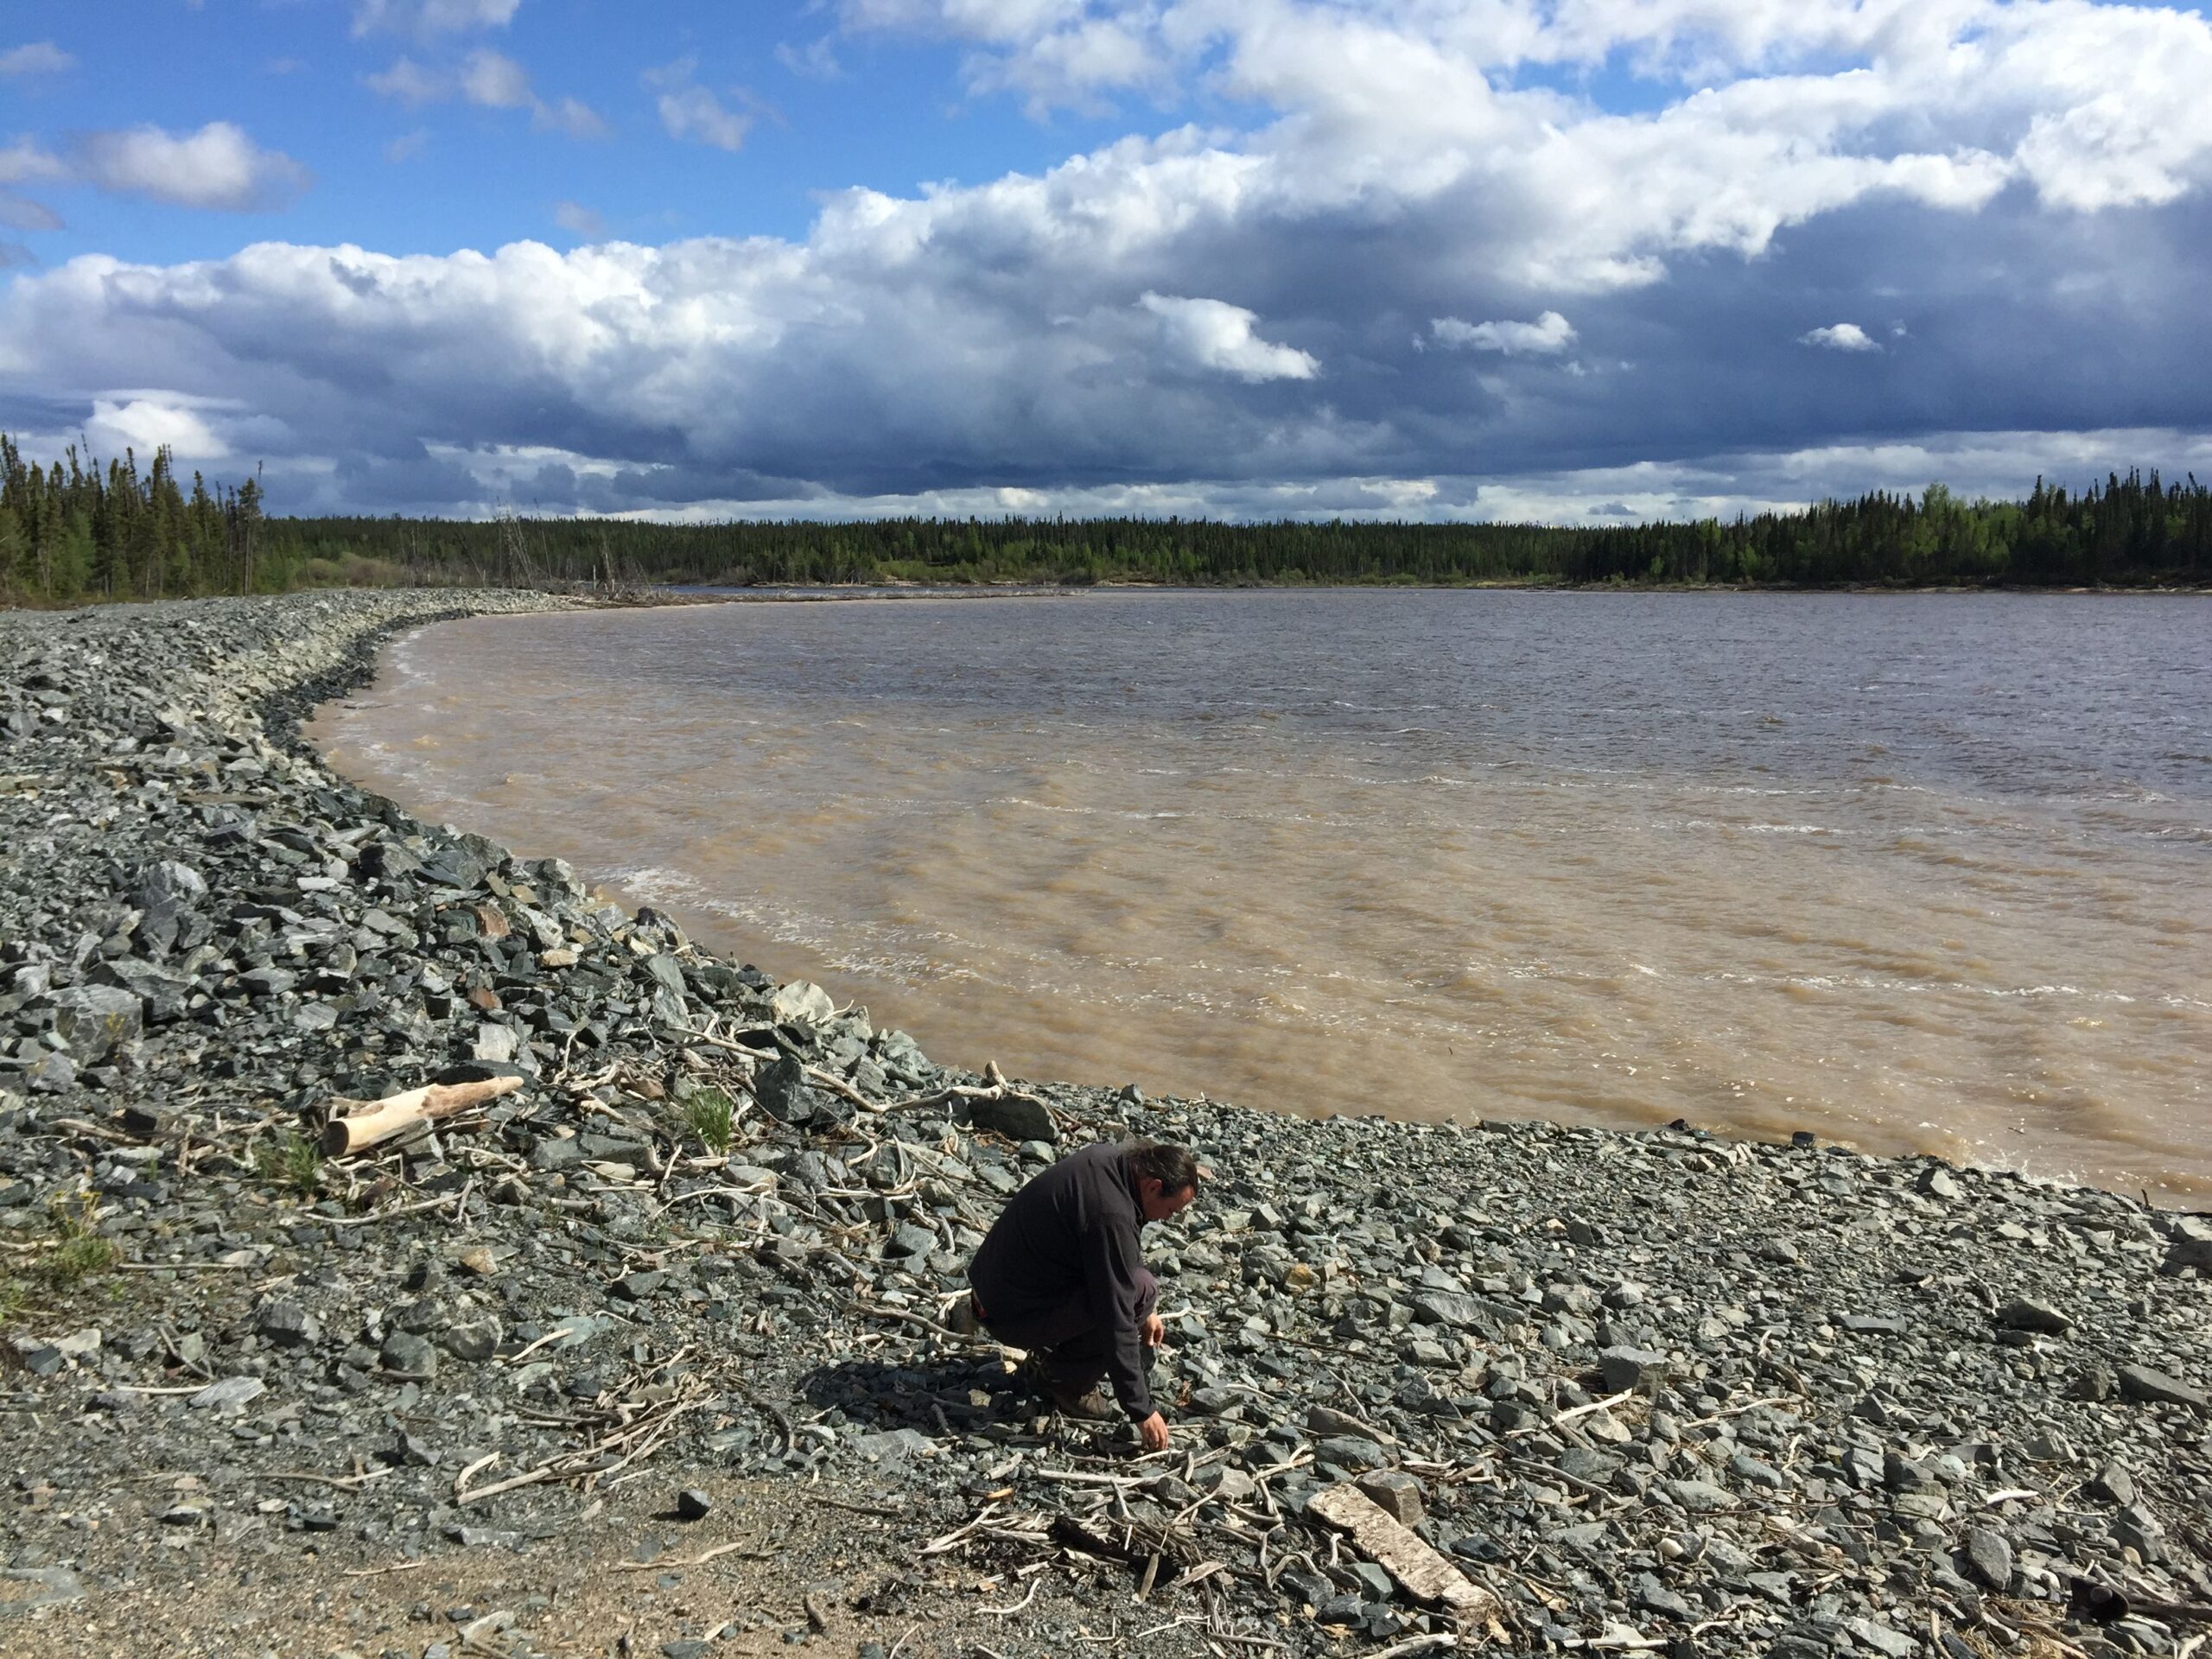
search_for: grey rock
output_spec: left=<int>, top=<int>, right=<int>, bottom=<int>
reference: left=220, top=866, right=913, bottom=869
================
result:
left=963, top=1092, right=1058, bottom=1145
left=94, top=958, right=194, bottom=1024
left=442, top=1320, right=500, bottom=1363
left=0, top=1567, right=84, bottom=1618
left=239, top=965, right=297, bottom=998
left=1995, top=1297, right=2070, bottom=1333
left=2086, top=1461, right=2137, bottom=1507
left=1965, top=1527, right=2014, bottom=1590
left=1599, top=1346, right=1670, bottom=1394
left=1314, top=1435, right=1389, bottom=1469
left=256, top=1300, right=319, bottom=1348
left=1196, top=1465, right=1258, bottom=1503
left=1846, top=1618, right=1918, bottom=1658
left=48, top=984, right=143, bottom=1060
left=2117, top=1363, right=2207, bottom=1408
left=1411, top=1290, right=1493, bottom=1332
left=887, top=1224, right=938, bottom=1259
left=380, top=1330, right=439, bottom=1378
left=768, top=980, right=835, bottom=1027
left=1356, top=1470, right=1425, bottom=1523
left=753, top=1054, right=821, bottom=1126
left=189, top=1375, right=267, bottom=1411
left=1663, top=1479, right=1737, bottom=1513
left=1634, top=1573, right=1694, bottom=1621
left=469, top=1023, right=518, bottom=1064
left=674, top=1487, right=714, bottom=1522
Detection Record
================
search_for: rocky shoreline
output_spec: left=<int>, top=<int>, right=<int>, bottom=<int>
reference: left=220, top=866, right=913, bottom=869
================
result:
left=2, top=589, right=2209, bottom=1659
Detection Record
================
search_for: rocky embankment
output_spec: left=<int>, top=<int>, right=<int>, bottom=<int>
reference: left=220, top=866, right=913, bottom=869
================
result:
left=2, top=591, right=2209, bottom=1659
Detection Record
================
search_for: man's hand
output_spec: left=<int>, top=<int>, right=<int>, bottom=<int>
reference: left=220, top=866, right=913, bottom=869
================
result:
left=1141, top=1312, right=1166, bottom=1349
left=1136, top=1410, right=1170, bottom=1452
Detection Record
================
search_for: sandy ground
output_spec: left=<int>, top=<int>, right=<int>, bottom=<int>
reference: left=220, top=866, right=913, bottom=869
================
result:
left=0, top=1470, right=1225, bottom=1659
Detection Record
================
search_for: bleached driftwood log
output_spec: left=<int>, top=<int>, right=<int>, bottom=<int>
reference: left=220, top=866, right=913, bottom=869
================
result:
left=318, top=1077, right=524, bottom=1157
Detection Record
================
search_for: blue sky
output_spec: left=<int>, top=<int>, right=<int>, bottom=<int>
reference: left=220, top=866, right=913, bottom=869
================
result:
left=6, top=3, right=1161, bottom=260
left=3, top=0, right=2211, bottom=522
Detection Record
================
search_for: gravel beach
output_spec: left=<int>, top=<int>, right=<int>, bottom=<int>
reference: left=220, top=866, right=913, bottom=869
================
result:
left=1, top=590, right=2208, bottom=1659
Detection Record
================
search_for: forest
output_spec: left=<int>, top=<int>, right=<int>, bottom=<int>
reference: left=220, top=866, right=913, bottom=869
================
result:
left=3, top=432, right=2209, bottom=604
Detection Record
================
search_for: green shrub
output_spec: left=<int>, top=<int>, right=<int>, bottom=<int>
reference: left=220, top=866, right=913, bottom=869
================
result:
left=682, top=1088, right=737, bottom=1154
left=253, top=1131, right=324, bottom=1198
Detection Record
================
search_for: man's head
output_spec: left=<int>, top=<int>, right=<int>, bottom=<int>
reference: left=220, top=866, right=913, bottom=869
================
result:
left=1125, top=1140, right=1203, bottom=1224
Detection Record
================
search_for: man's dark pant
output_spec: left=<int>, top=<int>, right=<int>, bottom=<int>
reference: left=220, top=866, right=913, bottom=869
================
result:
left=976, top=1268, right=1157, bottom=1399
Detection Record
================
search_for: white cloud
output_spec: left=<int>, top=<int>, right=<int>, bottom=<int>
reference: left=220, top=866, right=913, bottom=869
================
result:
left=647, top=61, right=754, bottom=151
left=85, top=397, right=230, bottom=461
left=461, top=47, right=531, bottom=109
left=385, top=129, right=429, bottom=163
left=352, top=0, right=520, bottom=38
left=0, top=194, right=62, bottom=232
left=68, top=124, right=310, bottom=212
left=368, top=49, right=606, bottom=137
left=553, top=200, right=605, bottom=238
left=365, top=56, right=443, bottom=105
left=776, top=35, right=844, bottom=79
left=533, top=96, right=609, bottom=139
left=0, top=41, right=74, bottom=78
left=1430, top=311, right=1576, bottom=354
left=831, top=0, right=2212, bottom=289
left=1800, top=322, right=1881, bottom=352
left=0, top=140, right=68, bottom=187
left=1140, top=292, right=1319, bottom=382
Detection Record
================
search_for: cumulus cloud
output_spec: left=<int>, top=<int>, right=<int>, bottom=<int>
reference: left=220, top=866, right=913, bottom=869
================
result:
left=86, top=397, right=231, bottom=461
left=385, top=129, right=430, bottom=163
left=45, top=124, right=310, bottom=213
left=1141, top=293, right=1320, bottom=382
left=0, top=41, right=74, bottom=78
left=353, top=0, right=520, bottom=38
left=1430, top=311, right=1577, bottom=354
left=1800, top=322, right=1881, bottom=352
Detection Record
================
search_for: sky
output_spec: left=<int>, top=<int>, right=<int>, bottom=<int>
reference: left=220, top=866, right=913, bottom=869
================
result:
left=3, top=0, right=2211, bottom=524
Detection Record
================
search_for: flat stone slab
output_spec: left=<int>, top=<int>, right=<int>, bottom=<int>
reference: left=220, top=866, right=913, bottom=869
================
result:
left=1307, top=1480, right=1497, bottom=1622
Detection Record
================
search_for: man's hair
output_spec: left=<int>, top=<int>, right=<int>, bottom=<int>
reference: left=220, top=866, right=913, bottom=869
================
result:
left=1124, top=1139, right=1201, bottom=1197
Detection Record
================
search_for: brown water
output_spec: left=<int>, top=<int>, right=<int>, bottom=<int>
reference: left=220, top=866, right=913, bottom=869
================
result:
left=309, top=590, right=2212, bottom=1200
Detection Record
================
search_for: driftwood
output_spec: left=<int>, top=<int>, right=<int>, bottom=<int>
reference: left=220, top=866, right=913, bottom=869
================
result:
left=319, top=1077, right=524, bottom=1156
left=1051, top=1513, right=1203, bottom=1580
left=1306, top=1484, right=1498, bottom=1624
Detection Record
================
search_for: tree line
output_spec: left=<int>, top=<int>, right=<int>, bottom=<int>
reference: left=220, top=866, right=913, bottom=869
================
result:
left=3, top=433, right=2208, bottom=604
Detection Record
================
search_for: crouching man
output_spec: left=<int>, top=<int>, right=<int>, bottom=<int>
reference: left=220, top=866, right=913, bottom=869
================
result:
left=964, top=1139, right=1202, bottom=1452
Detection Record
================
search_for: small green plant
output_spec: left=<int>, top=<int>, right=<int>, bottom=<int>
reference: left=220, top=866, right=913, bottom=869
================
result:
left=253, top=1131, right=324, bottom=1199
left=38, top=1191, right=119, bottom=1288
left=682, top=1088, right=737, bottom=1155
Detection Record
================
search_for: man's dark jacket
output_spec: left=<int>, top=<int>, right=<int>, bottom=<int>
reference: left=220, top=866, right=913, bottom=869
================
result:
left=969, top=1141, right=1154, bottom=1421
